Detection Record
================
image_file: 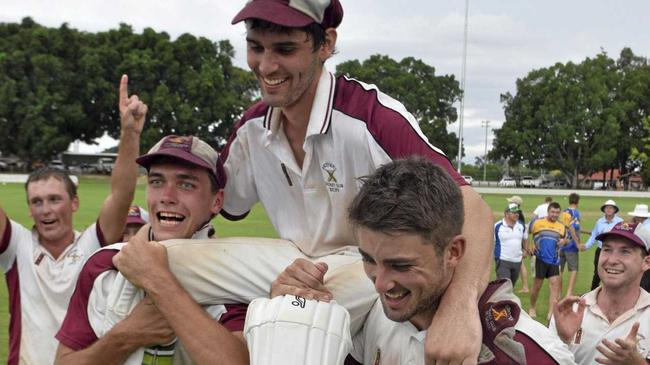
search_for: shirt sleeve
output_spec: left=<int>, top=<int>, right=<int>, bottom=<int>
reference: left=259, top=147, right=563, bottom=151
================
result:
left=220, top=124, right=260, bottom=221
left=0, top=220, right=30, bottom=272
left=219, top=304, right=249, bottom=332
left=56, top=249, right=119, bottom=350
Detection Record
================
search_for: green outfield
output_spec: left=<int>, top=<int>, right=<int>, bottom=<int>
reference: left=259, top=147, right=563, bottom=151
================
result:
left=0, top=177, right=646, bottom=362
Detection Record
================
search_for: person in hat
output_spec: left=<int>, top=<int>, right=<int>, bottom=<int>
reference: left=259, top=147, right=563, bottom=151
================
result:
left=507, top=196, right=532, bottom=293
left=585, top=199, right=624, bottom=290
left=55, top=136, right=249, bottom=364
left=271, top=158, right=576, bottom=364
left=0, top=75, right=143, bottom=365
left=629, top=204, right=650, bottom=228
left=215, top=1, right=495, bottom=362
left=121, top=205, right=149, bottom=241
left=550, top=221, right=650, bottom=365
left=494, top=203, right=527, bottom=287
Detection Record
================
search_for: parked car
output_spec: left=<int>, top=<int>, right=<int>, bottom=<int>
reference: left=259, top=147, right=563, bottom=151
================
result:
left=498, top=177, right=516, bottom=187
left=0, top=161, right=7, bottom=171
left=462, top=175, right=474, bottom=185
left=519, top=176, right=537, bottom=188
left=48, top=160, right=66, bottom=170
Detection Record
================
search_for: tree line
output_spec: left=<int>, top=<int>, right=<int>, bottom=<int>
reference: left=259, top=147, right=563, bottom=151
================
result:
left=490, top=48, right=650, bottom=188
left=0, top=18, right=462, bottom=168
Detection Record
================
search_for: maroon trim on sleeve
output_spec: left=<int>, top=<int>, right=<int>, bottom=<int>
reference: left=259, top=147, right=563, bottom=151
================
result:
left=344, top=354, right=362, bottom=365
left=5, top=262, right=21, bottom=365
left=332, top=76, right=467, bottom=186
left=56, top=249, right=119, bottom=351
left=95, top=219, right=107, bottom=247
left=219, top=304, right=248, bottom=332
left=0, top=216, right=12, bottom=253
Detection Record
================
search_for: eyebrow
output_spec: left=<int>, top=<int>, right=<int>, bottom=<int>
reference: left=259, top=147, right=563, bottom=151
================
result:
left=358, top=248, right=416, bottom=265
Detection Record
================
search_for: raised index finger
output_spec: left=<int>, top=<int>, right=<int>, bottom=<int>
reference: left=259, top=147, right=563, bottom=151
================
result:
left=119, top=74, right=129, bottom=105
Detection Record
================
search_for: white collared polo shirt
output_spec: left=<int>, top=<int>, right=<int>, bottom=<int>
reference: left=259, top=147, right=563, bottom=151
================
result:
left=0, top=218, right=105, bottom=365
left=494, top=219, right=527, bottom=262
left=220, top=67, right=465, bottom=256
left=550, top=288, right=650, bottom=365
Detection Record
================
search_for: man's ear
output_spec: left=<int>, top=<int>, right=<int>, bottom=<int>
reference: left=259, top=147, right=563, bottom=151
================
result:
left=319, top=28, right=337, bottom=62
left=642, top=253, right=650, bottom=272
left=211, top=189, right=225, bottom=216
left=71, top=196, right=80, bottom=213
left=445, top=235, right=466, bottom=268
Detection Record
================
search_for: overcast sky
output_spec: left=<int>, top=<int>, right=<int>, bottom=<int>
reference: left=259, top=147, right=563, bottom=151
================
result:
left=3, top=0, right=649, bottom=163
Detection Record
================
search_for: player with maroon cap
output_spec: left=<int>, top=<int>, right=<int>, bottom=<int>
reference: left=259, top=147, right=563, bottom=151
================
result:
left=551, top=221, right=650, bottom=365
left=115, top=1, right=494, bottom=363
left=55, top=135, right=249, bottom=365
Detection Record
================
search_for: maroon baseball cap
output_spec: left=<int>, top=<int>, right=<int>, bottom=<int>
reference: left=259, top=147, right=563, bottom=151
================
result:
left=126, top=205, right=148, bottom=225
left=596, top=221, right=650, bottom=252
left=232, top=0, right=343, bottom=29
left=136, top=135, right=226, bottom=189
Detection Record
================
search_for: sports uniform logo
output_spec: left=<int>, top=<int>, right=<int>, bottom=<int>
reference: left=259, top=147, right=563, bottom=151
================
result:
left=322, top=162, right=337, bottom=183
left=491, top=307, right=509, bottom=321
left=322, top=162, right=344, bottom=192
left=291, top=296, right=306, bottom=308
left=161, top=136, right=192, bottom=151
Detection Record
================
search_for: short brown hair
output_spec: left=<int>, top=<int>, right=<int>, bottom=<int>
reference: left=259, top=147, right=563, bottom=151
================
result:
left=25, top=167, right=77, bottom=199
left=348, top=157, right=464, bottom=254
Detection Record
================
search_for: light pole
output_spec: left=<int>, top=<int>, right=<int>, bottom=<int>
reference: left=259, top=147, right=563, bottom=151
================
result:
left=456, top=0, right=470, bottom=173
left=481, top=120, right=490, bottom=181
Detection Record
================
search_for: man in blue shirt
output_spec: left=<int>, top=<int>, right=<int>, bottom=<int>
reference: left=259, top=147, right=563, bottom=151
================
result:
left=585, top=199, right=623, bottom=290
left=560, top=193, right=582, bottom=297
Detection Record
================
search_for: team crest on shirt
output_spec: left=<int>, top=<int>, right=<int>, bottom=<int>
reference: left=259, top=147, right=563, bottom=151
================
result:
left=322, top=162, right=344, bottom=192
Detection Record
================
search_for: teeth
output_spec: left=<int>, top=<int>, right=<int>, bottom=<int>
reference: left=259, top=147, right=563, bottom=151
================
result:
left=605, top=268, right=622, bottom=274
left=159, top=212, right=184, bottom=219
left=385, top=292, right=407, bottom=299
left=264, top=77, right=287, bottom=86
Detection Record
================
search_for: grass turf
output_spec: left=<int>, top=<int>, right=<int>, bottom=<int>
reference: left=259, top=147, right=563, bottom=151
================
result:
left=0, top=177, right=645, bottom=361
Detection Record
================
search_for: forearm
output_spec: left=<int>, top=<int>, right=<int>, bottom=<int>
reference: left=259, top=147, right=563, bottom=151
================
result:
left=98, top=129, right=141, bottom=242
left=446, top=187, right=493, bottom=299
left=147, top=273, right=249, bottom=365
left=111, top=128, right=140, bottom=202
left=55, top=326, right=141, bottom=365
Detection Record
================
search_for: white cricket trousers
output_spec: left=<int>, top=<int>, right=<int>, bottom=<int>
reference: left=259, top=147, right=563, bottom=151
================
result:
left=162, top=237, right=378, bottom=335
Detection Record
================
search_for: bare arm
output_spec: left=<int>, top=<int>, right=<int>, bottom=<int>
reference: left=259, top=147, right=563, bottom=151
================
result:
left=55, top=297, right=174, bottom=365
left=113, top=237, right=249, bottom=365
left=97, top=75, right=145, bottom=244
left=425, top=185, right=493, bottom=364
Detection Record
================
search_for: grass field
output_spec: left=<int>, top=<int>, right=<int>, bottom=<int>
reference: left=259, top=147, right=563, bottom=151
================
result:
left=0, top=177, right=646, bottom=362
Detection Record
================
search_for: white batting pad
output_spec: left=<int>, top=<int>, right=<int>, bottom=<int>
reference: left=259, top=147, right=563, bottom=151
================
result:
left=245, top=295, right=352, bottom=365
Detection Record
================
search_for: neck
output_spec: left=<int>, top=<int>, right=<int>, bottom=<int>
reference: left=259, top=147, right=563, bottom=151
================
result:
left=569, top=204, right=577, bottom=209
left=280, top=67, right=323, bottom=133
left=504, top=217, right=516, bottom=226
left=605, top=214, right=615, bottom=221
left=409, top=311, right=435, bottom=332
left=598, top=285, right=640, bottom=321
left=39, top=232, right=75, bottom=260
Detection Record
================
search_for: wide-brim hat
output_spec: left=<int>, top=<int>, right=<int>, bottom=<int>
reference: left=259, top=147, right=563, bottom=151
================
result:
left=600, top=199, right=619, bottom=214
left=506, top=195, right=523, bottom=206
left=628, top=204, right=650, bottom=218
